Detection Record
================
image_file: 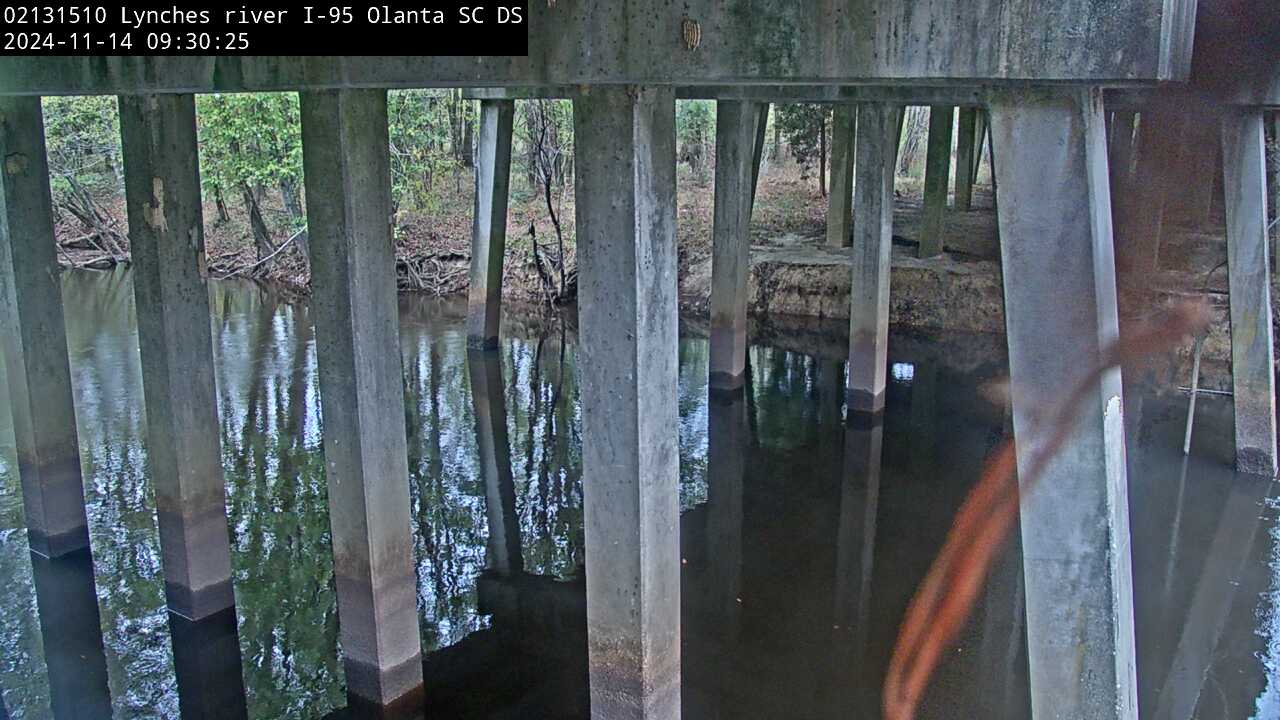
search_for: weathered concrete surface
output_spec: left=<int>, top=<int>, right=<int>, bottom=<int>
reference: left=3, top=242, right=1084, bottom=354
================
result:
left=750, top=103, right=770, bottom=214
left=573, top=85, right=681, bottom=720
left=990, top=88, right=1137, bottom=720
left=30, top=550, right=112, bottom=719
left=119, top=94, right=235, bottom=621
left=0, top=1, right=1195, bottom=96
left=954, top=108, right=978, bottom=211
left=300, top=88, right=424, bottom=706
left=825, top=106, right=857, bottom=248
left=0, top=97, right=91, bottom=558
left=1108, top=110, right=1136, bottom=198
left=847, top=103, right=901, bottom=414
left=467, top=99, right=516, bottom=350
left=1220, top=108, right=1278, bottom=476
left=467, top=349, right=523, bottom=577
left=919, top=106, right=954, bottom=257
left=710, top=100, right=762, bottom=391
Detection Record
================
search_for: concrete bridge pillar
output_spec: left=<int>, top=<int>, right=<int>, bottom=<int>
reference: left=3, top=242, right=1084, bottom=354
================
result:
left=710, top=100, right=764, bottom=392
left=0, top=97, right=91, bottom=558
left=750, top=103, right=770, bottom=213
left=847, top=103, right=901, bottom=415
left=990, top=88, right=1138, bottom=720
left=954, top=108, right=978, bottom=211
left=573, top=85, right=681, bottom=720
left=1220, top=108, right=1278, bottom=476
left=1109, top=112, right=1137, bottom=190
left=119, top=94, right=235, bottom=621
left=30, top=550, right=112, bottom=719
left=299, top=88, right=424, bottom=707
left=919, top=105, right=954, bottom=257
left=467, top=349, right=523, bottom=576
left=467, top=99, right=516, bottom=350
left=826, top=105, right=858, bottom=248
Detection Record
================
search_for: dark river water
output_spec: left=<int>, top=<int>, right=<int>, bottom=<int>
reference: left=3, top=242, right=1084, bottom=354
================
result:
left=1, top=268, right=1278, bottom=719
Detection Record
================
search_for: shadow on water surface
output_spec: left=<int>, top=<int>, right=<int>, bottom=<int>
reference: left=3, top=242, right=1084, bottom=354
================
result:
left=0, top=268, right=1276, bottom=719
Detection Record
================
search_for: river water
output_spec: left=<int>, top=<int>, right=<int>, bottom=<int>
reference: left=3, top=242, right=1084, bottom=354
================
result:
left=0, top=268, right=1277, bottom=719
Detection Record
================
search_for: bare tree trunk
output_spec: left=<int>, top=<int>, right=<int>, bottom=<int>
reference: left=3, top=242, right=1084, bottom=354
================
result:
left=213, top=185, right=231, bottom=224
left=241, top=184, right=274, bottom=260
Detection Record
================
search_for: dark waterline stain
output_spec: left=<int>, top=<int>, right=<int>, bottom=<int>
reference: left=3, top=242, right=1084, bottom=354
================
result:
left=0, top=267, right=1276, bottom=719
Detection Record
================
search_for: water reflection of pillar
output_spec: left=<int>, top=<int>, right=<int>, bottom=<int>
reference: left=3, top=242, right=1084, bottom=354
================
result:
left=29, top=549, right=112, bottom=719
left=300, top=89, right=423, bottom=708
left=168, top=608, right=248, bottom=720
left=0, top=684, right=7, bottom=720
left=815, top=358, right=845, bottom=429
left=707, top=389, right=748, bottom=645
left=828, top=417, right=883, bottom=714
left=907, top=359, right=938, bottom=472
left=1153, top=474, right=1273, bottom=718
left=467, top=349, right=523, bottom=577
left=119, top=94, right=236, bottom=621
left=0, top=97, right=92, bottom=558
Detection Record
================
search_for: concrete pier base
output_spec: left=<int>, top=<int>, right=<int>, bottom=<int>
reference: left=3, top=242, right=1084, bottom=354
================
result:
left=954, top=108, right=978, bottom=211
left=573, top=85, right=680, bottom=720
left=300, top=88, right=424, bottom=707
left=847, top=103, right=901, bottom=415
left=0, top=97, right=91, bottom=558
left=710, top=100, right=763, bottom=392
left=990, top=88, right=1137, bottom=720
left=826, top=106, right=857, bottom=248
left=1220, top=108, right=1278, bottom=476
left=468, top=349, right=523, bottom=576
left=467, top=99, right=515, bottom=350
left=119, top=94, right=235, bottom=620
left=919, top=105, right=954, bottom=257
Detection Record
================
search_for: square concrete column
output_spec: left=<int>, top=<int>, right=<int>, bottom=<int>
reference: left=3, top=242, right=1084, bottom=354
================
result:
left=0, top=97, right=91, bottom=558
left=119, top=94, right=235, bottom=621
left=972, top=110, right=989, bottom=188
left=847, top=103, right=901, bottom=415
left=467, top=349, right=523, bottom=576
left=710, top=100, right=764, bottom=392
left=990, top=88, right=1137, bottom=720
left=1221, top=108, right=1277, bottom=476
left=826, top=105, right=857, bottom=248
left=1108, top=111, right=1137, bottom=196
left=954, top=108, right=978, bottom=211
left=919, top=105, right=954, bottom=257
left=750, top=102, right=770, bottom=214
left=299, top=89, right=424, bottom=707
left=466, top=99, right=515, bottom=350
left=573, top=85, right=680, bottom=720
